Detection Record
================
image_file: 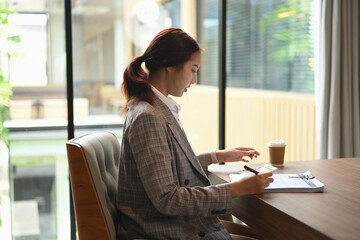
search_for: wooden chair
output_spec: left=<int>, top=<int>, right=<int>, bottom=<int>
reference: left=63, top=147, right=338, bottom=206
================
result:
left=66, top=132, right=120, bottom=240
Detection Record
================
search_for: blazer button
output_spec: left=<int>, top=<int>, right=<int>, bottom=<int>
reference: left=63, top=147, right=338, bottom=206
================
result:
left=198, top=231, right=205, bottom=237
left=184, top=179, right=189, bottom=186
left=221, top=209, right=227, bottom=214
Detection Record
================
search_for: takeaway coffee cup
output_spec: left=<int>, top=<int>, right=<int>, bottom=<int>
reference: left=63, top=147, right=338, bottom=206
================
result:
left=268, top=141, right=286, bottom=166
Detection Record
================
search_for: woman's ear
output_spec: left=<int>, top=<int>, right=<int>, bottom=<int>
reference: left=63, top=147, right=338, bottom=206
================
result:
left=166, top=66, right=176, bottom=74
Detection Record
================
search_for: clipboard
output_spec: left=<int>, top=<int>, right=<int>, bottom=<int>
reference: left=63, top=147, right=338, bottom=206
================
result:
left=230, top=170, right=325, bottom=193
left=263, top=171, right=325, bottom=192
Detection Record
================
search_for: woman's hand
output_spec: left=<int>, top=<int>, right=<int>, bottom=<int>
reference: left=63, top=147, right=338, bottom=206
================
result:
left=216, top=147, right=260, bottom=163
left=230, top=172, right=274, bottom=197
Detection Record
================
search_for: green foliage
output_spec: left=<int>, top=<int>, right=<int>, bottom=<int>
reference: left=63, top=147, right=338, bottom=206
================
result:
left=0, top=1, right=13, bottom=24
left=263, top=0, right=313, bottom=63
left=0, top=72, right=12, bottom=145
left=0, top=1, right=20, bottom=145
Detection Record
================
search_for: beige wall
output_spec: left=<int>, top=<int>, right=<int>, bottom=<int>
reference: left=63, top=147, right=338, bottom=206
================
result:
left=176, top=85, right=219, bottom=152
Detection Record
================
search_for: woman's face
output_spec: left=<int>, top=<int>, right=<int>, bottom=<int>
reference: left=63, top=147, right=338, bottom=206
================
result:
left=167, top=51, right=201, bottom=97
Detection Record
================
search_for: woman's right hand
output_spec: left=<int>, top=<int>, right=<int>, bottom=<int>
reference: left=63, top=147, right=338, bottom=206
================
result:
left=230, top=172, right=274, bottom=198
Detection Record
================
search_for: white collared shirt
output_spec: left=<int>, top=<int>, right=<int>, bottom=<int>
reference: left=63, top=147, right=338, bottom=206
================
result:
left=151, top=86, right=183, bottom=129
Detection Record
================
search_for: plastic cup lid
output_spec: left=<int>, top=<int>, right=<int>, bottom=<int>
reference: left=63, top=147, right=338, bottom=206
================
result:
left=267, top=140, right=286, bottom=147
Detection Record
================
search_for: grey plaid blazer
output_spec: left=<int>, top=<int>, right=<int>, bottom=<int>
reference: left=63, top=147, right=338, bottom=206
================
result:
left=117, top=96, right=233, bottom=240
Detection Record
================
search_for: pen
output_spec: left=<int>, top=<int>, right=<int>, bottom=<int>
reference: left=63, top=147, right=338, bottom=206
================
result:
left=244, top=165, right=259, bottom=175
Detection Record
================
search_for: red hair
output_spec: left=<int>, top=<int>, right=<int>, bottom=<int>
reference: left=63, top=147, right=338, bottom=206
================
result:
left=121, top=28, right=201, bottom=114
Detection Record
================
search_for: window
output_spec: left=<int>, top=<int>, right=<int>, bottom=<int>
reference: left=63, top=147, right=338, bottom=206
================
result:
left=197, top=0, right=316, bottom=162
left=2, top=1, right=69, bottom=239
left=226, top=0, right=314, bottom=92
left=224, top=0, right=316, bottom=163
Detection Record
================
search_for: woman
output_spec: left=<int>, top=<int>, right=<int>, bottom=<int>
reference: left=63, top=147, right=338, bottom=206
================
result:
left=117, top=28, right=273, bottom=240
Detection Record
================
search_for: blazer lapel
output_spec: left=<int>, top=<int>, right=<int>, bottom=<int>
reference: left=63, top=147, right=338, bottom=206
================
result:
left=154, top=97, right=209, bottom=181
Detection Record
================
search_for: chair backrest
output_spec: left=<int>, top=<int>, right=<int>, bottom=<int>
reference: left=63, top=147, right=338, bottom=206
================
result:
left=66, top=132, right=120, bottom=240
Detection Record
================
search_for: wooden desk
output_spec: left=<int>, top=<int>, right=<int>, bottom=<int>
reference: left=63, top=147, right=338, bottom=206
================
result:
left=209, top=158, right=360, bottom=240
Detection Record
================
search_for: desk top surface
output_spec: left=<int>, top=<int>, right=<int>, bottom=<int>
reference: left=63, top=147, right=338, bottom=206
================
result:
left=210, top=158, right=360, bottom=240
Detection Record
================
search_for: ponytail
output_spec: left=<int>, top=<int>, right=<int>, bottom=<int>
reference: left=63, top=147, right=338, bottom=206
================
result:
left=121, top=56, right=154, bottom=115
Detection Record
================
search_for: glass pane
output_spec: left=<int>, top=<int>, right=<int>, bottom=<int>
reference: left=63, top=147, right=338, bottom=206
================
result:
left=71, top=0, right=217, bottom=153
left=225, top=0, right=316, bottom=164
left=227, top=0, right=314, bottom=93
left=2, top=0, right=70, bottom=239
left=71, top=0, right=182, bottom=137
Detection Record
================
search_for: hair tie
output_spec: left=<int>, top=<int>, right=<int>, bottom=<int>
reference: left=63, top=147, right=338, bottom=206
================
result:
left=139, top=55, right=146, bottom=63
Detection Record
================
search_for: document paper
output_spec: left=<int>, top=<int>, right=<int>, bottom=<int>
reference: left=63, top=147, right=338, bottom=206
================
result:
left=263, top=173, right=325, bottom=192
left=230, top=171, right=325, bottom=193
